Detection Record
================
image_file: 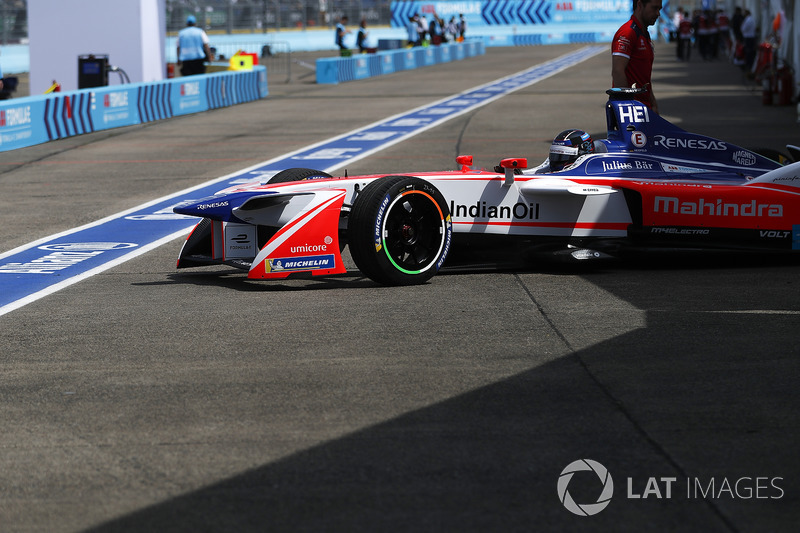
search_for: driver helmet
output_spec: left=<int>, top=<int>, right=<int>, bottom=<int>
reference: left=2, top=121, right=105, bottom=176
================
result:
left=549, top=129, right=595, bottom=171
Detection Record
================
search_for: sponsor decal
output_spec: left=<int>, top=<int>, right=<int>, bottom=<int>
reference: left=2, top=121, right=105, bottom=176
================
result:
left=630, top=131, right=647, bottom=148
left=436, top=215, right=452, bottom=271
left=759, top=230, right=791, bottom=238
left=600, top=159, right=655, bottom=172
left=661, top=163, right=710, bottom=173
left=267, top=254, right=336, bottom=272
left=618, top=104, right=651, bottom=124
left=194, top=201, right=229, bottom=210
left=654, top=196, right=784, bottom=217
left=450, top=200, right=540, bottom=220
left=650, top=227, right=710, bottom=235
left=0, top=242, right=137, bottom=274
left=374, top=193, right=391, bottom=251
left=289, top=242, right=328, bottom=253
left=634, top=181, right=712, bottom=188
left=732, top=150, right=757, bottom=166
left=653, top=135, right=727, bottom=151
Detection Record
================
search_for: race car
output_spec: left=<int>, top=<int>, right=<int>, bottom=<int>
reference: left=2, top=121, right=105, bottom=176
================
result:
left=173, top=88, right=800, bottom=286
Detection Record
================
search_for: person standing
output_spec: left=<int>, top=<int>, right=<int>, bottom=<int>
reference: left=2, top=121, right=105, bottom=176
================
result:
left=407, top=15, right=420, bottom=47
left=356, top=19, right=369, bottom=53
left=335, top=16, right=351, bottom=55
left=678, top=10, right=693, bottom=61
left=611, top=0, right=663, bottom=113
left=740, top=9, right=757, bottom=72
left=177, top=14, right=212, bottom=77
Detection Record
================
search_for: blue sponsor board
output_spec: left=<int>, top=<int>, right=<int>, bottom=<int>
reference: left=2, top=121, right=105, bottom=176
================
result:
left=0, top=67, right=268, bottom=152
left=0, top=46, right=604, bottom=316
left=316, top=41, right=484, bottom=84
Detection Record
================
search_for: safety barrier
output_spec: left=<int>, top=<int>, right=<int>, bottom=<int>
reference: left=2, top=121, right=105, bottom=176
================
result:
left=315, top=40, right=485, bottom=84
left=0, top=66, right=268, bottom=152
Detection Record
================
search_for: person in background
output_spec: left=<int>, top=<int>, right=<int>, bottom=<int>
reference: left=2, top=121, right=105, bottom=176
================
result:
left=740, top=9, right=757, bottom=72
left=177, top=14, right=212, bottom=76
left=611, top=0, right=663, bottom=113
left=678, top=10, right=693, bottom=61
left=417, top=13, right=429, bottom=44
left=407, top=15, right=420, bottom=47
left=446, top=16, right=458, bottom=42
left=336, top=16, right=350, bottom=54
left=356, top=19, right=369, bottom=53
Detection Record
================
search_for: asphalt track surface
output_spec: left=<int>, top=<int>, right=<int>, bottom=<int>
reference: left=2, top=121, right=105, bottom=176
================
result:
left=1, top=44, right=799, bottom=532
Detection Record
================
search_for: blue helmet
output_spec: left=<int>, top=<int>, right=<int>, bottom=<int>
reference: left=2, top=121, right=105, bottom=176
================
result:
left=549, top=129, right=594, bottom=171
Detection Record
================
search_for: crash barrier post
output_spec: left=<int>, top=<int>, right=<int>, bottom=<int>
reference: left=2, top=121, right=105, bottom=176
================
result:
left=209, top=41, right=291, bottom=83
left=315, top=40, right=485, bottom=84
left=0, top=66, right=268, bottom=152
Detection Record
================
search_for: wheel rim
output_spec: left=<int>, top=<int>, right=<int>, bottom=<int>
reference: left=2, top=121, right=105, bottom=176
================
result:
left=381, top=190, right=445, bottom=274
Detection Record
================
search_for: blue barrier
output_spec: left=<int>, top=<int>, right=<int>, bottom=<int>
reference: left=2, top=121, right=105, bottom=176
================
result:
left=316, top=41, right=485, bottom=85
left=0, top=66, right=268, bottom=152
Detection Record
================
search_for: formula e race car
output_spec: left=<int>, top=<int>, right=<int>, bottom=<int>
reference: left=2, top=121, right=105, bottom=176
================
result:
left=174, top=88, right=800, bottom=286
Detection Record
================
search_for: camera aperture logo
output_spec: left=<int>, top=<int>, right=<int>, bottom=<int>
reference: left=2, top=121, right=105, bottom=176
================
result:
left=557, top=459, right=614, bottom=516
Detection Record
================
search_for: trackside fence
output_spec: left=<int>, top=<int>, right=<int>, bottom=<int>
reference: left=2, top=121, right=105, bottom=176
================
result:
left=210, top=40, right=292, bottom=83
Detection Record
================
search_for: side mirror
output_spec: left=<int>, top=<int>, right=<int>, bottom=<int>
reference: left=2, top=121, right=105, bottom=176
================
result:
left=499, top=158, right=528, bottom=185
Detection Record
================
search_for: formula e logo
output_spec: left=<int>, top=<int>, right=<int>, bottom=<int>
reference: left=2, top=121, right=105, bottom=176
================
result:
left=557, top=459, right=614, bottom=516
left=732, top=150, right=757, bottom=166
left=180, top=81, right=200, bottom=96
left=103, top=92, right=129, bottom=108
left=653, top=135, right=727, bottom=151
left=0, top=106, right=32, bottom=127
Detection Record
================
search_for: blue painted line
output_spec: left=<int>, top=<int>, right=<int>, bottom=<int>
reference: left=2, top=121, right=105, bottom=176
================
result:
left=0, top=46, right=604, bottom=316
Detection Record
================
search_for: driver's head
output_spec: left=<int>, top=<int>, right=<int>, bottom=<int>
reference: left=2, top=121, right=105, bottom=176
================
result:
left=549, top=129, right=595, bottom=171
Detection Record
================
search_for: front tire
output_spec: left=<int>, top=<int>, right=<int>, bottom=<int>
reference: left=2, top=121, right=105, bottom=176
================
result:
left=348, top=176, right=452, bottom=286
left=267, top=168, right=332, bottom=184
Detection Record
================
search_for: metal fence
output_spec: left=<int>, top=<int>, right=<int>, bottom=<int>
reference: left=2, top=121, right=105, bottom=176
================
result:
left=210, top=40, right=293, bottom=82
left=0, top=0, right=26, bottom=44
left=166, top=0, right=393, bottom=34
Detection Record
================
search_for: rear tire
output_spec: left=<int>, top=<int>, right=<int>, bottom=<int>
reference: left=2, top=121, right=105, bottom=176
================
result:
left=348, top=176, right=452, bottom=286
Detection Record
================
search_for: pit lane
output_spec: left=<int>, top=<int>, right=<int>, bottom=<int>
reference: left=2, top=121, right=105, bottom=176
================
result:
left=0, top=44, right=798, bottom=532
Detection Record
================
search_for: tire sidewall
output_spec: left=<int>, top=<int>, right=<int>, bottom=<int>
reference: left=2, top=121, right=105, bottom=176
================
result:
left=350, top=176, right=452, bottom=285
left=267, top=168, right=332, bottom=184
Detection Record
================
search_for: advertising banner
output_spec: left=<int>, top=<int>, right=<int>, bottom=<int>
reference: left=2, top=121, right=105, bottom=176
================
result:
left=0, top=66, right=268, bottom=152
left=391, top=0, right=630, bottom=30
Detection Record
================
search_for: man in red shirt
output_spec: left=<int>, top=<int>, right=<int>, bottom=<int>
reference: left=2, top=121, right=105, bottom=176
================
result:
left=612, top=0, right=663, bottom=113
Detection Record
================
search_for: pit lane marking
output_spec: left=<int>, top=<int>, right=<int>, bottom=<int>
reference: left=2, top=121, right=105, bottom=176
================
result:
left=0, top=45, right=605, bottom=317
